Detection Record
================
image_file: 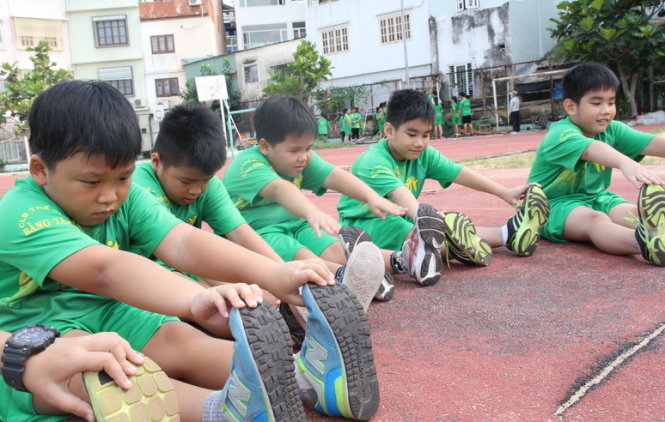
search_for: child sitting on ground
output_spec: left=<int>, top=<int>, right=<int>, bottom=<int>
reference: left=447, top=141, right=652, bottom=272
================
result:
left=337, top=89, right=550, bottom=287
left=527, top=63, right=665, bottom=265
left=0, top=80, right=380, bottom=421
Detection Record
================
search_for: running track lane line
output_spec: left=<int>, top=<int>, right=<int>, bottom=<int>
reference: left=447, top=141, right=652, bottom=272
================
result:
left=555, top=322, right=665, bottom=418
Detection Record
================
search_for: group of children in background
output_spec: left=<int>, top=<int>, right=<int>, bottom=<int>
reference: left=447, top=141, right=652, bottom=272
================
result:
left=0, top=63, right=664, bottom=422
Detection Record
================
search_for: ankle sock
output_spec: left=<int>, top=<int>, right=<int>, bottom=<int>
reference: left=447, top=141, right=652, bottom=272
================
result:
left=202, top=390, right=224, bottom=422
left=499, top=224, right=509, bottom=245
left=390, top=251, right=408, bottom=274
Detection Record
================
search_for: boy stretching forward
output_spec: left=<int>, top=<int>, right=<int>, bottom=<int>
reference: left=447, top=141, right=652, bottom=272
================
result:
left=338, top=89, right=550, bottom=286
left=223, top=95, right=408, bottom=308
left=527, top=63, right=665, bottom=265
left=0, top=81, right=380, bottom=421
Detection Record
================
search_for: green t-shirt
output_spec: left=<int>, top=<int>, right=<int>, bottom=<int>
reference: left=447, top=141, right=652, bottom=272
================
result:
left=460, top=98, right=471, bottom=116
left=0, top=177, right=180, bottom=331
left=434, top=103, right=444, bottom=119
left=339, top=113, right=351, bottom=133
left=337, top=139, right=463, bottom=220
left=527, top=117, right=654, bottom=200
left=376, top=111, right=386, bottom=130
left=222, top=146, right=335, bottom=230
left=133, top=161, right=245, bottom=236
left=451, top=102, right=460, bottom=115
left=317, top=117, right=329, bottom=135
left=351, top=112, right=362, bottom=129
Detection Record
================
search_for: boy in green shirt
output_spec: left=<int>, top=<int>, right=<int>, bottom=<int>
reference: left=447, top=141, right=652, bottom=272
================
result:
left=433, top=99, right=444, bottom=140
left=316, top=115, right=330, bottom=142
left=459, top=93, right=473, bottom=136
left=0, top=81, right=381, bottom=421
left=449, top=96, right=461, bottom=138
left=527, top=63, right=665, bottom=265
left=339, top=108, right=351, bottom=143
left=338, top=89, right=550, bottom=285
left=223, top=95, right=410, bottom=306
left=375, top=105, right=386, bottom=138
left=350, top=107, right=362, bottom=141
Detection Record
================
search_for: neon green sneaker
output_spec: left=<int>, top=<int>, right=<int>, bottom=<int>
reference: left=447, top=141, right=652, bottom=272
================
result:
left=444, top=211, right=492, bottom=266
left=505, top=185, right=550, bottom=257
left=636, top=184, right=665, bottom=266
left=83, top=355, right=179, bottom=422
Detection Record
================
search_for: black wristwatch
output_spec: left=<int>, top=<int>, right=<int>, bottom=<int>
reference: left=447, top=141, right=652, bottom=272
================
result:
left=1, top=324, right=61, bottom=392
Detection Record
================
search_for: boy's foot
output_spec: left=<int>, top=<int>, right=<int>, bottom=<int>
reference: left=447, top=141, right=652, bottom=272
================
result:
left=401, top=204, right=447, bottom=286
left=339, top=225, right=396, bottom=302
left=636, top=184, right=665, bottom=266
left=336, top=242, right=385, bottom=312
left=296, top=282, right=380, bottom=420
left=83, top=356, right=180, bottom=422
left=218, top=302, right=306, bottom=421
left=505, top=185, right=550, bottom=257
left=443, top=211, right=492, bottom=266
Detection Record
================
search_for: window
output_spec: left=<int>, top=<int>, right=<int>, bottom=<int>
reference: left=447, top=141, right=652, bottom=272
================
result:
left=93, top=15, right=128, bottom=47
left=98, top=66, right=134, bottom=96
left=155, top=78, right=179, bottom=97
left=449, top=63, right=474, bottom=98
left=226, top=35, right=238, bottom=52
left=321, top=26, right=348, bottom=55
left=293, top=21, right=306, bottom=39
left=151, top=35, right=174, bottom=54
left=379, top=14, right=410, bottom=44
left=242, top=23, right=287, bottom=48
left=13, top=18, right=63, bottom=50
left=0, top=27, right=3, bottom=49
left=239, top=0, right=285, bottom=6
left=457, top=0, right=479, bottom=11
left=244, top=64, right=258, bottom=83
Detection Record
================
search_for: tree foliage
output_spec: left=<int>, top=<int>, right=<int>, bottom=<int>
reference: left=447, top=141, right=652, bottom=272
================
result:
left=263, top=40, right=332, bottom=104
left=313, top=85, right=369, bottom=114
left=180, top=60, right=241, bottom=112
left=549, top=0, right=665, bottom=117
left=0, top=41, right=72, bottom=134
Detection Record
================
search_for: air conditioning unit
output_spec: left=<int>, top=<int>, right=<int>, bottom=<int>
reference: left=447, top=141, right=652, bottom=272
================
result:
left=133, top=99, right=147, bottom=109
left=156, top=100, right=171, bottom=110
left=188, top=0, right=202, bottom=6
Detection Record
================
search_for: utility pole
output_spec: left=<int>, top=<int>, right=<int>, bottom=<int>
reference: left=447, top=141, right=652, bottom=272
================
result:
left=400, top=0, right=410, bottom=88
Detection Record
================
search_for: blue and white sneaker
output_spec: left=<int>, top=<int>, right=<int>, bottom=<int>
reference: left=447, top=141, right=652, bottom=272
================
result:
left=401, top=204, right=447, bottom=286
left=217, top=302, right=306, bottom=422
left=296, top=283, right=380, bottom=420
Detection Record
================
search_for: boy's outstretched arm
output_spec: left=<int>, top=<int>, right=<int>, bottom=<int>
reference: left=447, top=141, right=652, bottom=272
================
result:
left=225, top=224, right=284, bottom=262
left=582, top=141, right=665, bottom=187
left=259, top=178, right=340, bottom=237
left=453, top=167, right=533, bottom=206
left=324, top=168, right=407, bottom=218
left=641, top=133, right=665, bottom=158
left=387, top=186, right=420, bottom=220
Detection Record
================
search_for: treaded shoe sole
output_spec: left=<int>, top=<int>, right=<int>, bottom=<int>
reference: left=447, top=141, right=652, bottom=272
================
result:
left=414, top=204, right=447, bottom=286
left=374, top=271, right=395, bottom=302
left=83, top=356, right=180, bottom=422
left=637, top=184, right=665, bottom=266
left=236, top=303, right=306, bottom=422
left=302, top=283, right=380, bottom=420
left=444, top=212, right=492, bottom=266
left=341, top=242, right=385, bottom=312
left=508, top=185, right=550, bottom=257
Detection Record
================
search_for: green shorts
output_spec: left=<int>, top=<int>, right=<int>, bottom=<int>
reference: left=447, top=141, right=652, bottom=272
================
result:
left=341, top=215, right=413, bottom=251
left=434, top=116, right=443, bottom=125
left=257, top=219, right=339, bottom=261
left=541, top=191, right=630, bottom=242
left=0, top=291, right=177, bottom=422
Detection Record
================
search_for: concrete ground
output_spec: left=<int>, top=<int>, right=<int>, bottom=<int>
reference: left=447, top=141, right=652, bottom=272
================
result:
left=2, top=125, right=665, bottom=421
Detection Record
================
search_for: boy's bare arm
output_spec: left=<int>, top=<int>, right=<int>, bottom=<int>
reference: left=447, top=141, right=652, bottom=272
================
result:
left=324, top=168, right=407, bottom=218
left=259, top=179, right=340, bottom=236
left=452, top=167, right=525, bottom=205
left=582, top=141, right=664, bottom=187
left=387, top=186, right=420, bottom=220
left=641, top=133, right=665, bottom=158
left=225, top=224, right=284, bottom=263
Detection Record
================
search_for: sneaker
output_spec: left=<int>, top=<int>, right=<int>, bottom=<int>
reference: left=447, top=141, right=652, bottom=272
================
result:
left=339, top=225, right=396, bottom=302
left=443, top=211, right=492, bottom=266
left=218, top=302, right=306, bottom=421
left=83, top=355, right=180, bottom=422
left=636, top=184, right=665, bottom=266
left=505, top=185, right=550, bottom=257
left=401, top=204, right=447, bottom=286
left=279, top=302, right=307, bottom=351
left=296, top=283, right=380, bottom=420
left=336, top=242, right=384, bottom=312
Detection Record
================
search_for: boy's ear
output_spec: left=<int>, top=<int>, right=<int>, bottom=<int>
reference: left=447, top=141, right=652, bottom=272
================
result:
left=150, top=152, right=161, bottom=170
left=383, top=122, right=394, bottom=139
left=29, top=154, right=49, bottom=186
left=258, top=138, right=271, bottom=155
left=562, top=98, right=577, bottom=115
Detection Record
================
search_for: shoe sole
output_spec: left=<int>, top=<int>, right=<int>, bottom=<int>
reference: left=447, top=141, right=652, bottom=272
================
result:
left=509, top=185, right=550, bottom=257
left=342, top=242, right=385, bottom=312
left=414, top=204, right=447, bottom=286
left=638, top=185, right=665, bottom=266
left=373, top=271, right=396, bottom=302
left=444, top=212, right=492, bottom=266
left=83, top=356, right=180, bottom=422
left=235, top=303, right=306, bottom=422
left=302, top=283, right=380, bottom=420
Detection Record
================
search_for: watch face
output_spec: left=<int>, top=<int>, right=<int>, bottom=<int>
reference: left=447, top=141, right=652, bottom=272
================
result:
left=10, top=325, right=54, bottom=348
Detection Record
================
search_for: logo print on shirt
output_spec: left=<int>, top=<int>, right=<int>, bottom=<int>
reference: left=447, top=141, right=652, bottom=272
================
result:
left=405, top=176, right=418, bottom=193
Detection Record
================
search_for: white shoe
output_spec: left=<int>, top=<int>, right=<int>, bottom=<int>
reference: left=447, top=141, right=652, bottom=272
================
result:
left=401, top=204, right=447, bottom=286
left=338, top=242, right=384, bottom=312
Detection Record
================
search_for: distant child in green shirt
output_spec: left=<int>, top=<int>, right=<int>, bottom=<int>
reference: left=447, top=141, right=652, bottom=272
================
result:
left=449, top=96, right=461, bottom=137
left=316, top=115, right=330, bottom=142
left=223, top=95, right=407, bottom=308
left=459, top=93, right=473, bottom=136
left=350, top=107, right=362, bottom=141
left=375, top=105, right=386, bottom=138
left=528, top=63, right=665, bottom=265
left=338, top=89, right=550, bottom=287
left=339, top=108, right=351, bottom=143
left=433, top=98, right=444, bottom=140
left=0, top=81, right=381, bottom=421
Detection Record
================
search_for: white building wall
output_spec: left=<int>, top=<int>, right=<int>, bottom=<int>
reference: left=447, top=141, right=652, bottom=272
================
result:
left=235, top=0, right=305, bottom=50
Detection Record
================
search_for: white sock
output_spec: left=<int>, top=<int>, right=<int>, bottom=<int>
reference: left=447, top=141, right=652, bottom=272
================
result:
left=499, top=224, right=509, bottom=245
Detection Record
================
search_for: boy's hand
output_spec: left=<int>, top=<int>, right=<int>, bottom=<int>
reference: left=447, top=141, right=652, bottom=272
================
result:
left=271, top=259, right=335, bottom=306
left=27, top=333, right=144, bottom=422
left=619, top=160, right=665, bottom=188
left=306, top=209, right=341, bottom=237
left=189, top=283, right=263, bottom=326
left=501, top=183, right=540, bottom=206
left=367, top=196, right=407, bottom=219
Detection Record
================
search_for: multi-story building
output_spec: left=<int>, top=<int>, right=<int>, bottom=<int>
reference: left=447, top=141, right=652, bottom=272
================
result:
left=234, top=0, right=306, bottom=50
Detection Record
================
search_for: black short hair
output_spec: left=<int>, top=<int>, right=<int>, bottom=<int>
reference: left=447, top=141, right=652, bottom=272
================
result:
left=563, top=63, right=620, bottom=104
left=386, top=89, right=434, bottom=129
left=153, top=104, right=226, bottom=175
left=29, top=80, right=141, bottom=170
left=255, top=95, right=316, bottom=146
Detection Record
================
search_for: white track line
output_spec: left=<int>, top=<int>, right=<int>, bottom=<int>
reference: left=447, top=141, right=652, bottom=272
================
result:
left=555, top=322, right=665, bottom=418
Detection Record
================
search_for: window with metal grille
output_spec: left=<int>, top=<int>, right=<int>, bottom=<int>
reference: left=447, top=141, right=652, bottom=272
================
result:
left=293, top=21, right=306, bottom=39
left=457, top=0, right=479, bottom=11
left=379, top=13, right=410, bottom=44
left=449, top=63, right=474, bottom=97
left=151, top=35, right=175, bottom=54
left=155, top=78, right=179, bottom=97
left=98, top=66, right=134, bottom=96
left=93, top=15, right=128, bottom=47
left=13, top=18, right=63, bottom=50
left=244, top=64, right=259, bottom=83
left=321, top=26, right=348, bottom=55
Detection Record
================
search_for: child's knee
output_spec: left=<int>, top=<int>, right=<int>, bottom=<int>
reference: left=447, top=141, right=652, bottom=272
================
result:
left=320, top=242, right=346, bottom=265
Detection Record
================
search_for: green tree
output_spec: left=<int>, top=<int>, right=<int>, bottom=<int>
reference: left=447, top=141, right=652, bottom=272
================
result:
left=0, top=41, right=72, bottom=134
left=549, top=0, right=665, bottom=117
left=313, top=85, right=369, bottom=114
left=263, top=40, right=332, bottom=104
